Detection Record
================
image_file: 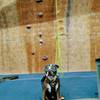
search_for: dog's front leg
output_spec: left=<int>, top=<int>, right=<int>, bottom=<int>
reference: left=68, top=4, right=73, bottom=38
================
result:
left=42, top=89, right=45, bottom=100
left=57, top=89, right=60, bottom=100
left=56, top=83, right=60, bottom=100
left=42, top=84, right=46, bottom=100
left=42, top=89, right=50, bottom=100
left=42, top=83, right=51, bottom=100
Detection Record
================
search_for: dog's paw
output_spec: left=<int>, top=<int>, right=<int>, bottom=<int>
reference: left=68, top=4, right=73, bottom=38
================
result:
left=59, top=96, right=64, bottom=100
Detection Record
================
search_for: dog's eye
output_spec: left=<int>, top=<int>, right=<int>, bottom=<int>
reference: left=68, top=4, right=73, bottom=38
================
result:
left=45, top=71, right=47, bottom=73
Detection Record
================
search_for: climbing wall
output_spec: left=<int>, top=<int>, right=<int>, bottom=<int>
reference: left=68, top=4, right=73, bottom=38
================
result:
left=0, top=0, right=28, bottom=73
left=90, top=0, right=100, bottom=70
left=0, top=0, right=100, bottom=74
left=60, top=0, right=93, bottom=71
left=0, top=0, right=56, bottom=73
left=55, top=0, right=67, bottom=70
left=17, top=0, right=56, bottom=72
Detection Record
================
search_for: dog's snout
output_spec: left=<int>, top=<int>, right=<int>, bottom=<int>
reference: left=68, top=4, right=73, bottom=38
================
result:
left=48, top=71, right=52, bottom=76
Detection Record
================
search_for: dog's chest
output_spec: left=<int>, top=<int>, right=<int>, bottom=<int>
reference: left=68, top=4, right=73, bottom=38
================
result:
left=46, top=80, right=58, bottom=99
left=47, top=78, right=58, bottom=91
left=50, top=81, right=56, bottom=88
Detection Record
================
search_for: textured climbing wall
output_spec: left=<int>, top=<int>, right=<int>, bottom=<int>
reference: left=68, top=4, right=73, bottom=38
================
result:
left=0, top=0, right=56, bottom=73
left=16, top=0, right=56, bottom=72
left=0, top=0, right=28, bottom=74
left=60, top=0, right=93, bottom=71
left=34, top=22, right=56, bottom=72
left=90, top=0, right=100, bottom=70
left=0, top=0, right=100, bottom=74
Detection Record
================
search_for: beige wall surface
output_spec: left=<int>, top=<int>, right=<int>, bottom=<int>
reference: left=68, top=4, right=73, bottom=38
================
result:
left=0, top=0, right=100, bottom=74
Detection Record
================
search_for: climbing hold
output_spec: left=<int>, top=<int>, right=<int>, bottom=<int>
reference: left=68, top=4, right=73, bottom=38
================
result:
left=32, top=52, right=35, bottom=55
left=42, top=56, right=48, bottom=61
left=39, top=39, right=44, bottom=45
left=35, top=0, right=43, bottom=3
left=37, top=12, right=43, bottom=17
left=26, top=25, right=32, bottom=29
left=38, top=32, right=43, bottom=38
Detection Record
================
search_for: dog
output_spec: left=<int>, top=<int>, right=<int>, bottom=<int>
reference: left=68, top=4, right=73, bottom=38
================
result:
left=41, top=64, right=64, bottom=100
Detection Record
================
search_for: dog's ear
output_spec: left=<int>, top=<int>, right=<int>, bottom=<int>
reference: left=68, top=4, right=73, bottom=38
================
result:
left=54, top=64, right=59, bottom=68
left=44, top=65, right=48, bottom=72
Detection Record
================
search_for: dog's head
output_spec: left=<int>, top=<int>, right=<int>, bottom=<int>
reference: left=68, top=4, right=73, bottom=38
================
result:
left=44, top=64, right=59, bottom=81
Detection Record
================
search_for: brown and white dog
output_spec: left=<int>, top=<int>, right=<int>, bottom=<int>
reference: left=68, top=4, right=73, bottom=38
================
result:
left=41, top=64, right=64, bottom=100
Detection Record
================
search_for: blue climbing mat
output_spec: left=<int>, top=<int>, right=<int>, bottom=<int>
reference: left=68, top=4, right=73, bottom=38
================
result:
left=0, top=72, right=98, bottom=100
